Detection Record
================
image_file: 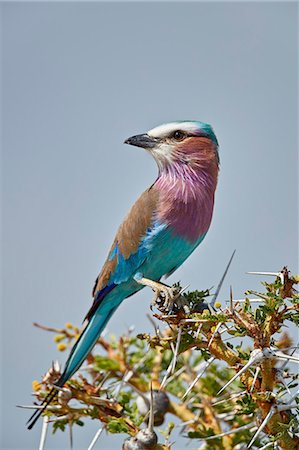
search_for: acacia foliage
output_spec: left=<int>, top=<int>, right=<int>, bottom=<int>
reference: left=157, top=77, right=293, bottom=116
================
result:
left=31, top=268, right=299, bottom=449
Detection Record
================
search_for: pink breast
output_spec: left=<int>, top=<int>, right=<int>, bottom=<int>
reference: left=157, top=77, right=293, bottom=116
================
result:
left=156, top=170, right=217, bottom=242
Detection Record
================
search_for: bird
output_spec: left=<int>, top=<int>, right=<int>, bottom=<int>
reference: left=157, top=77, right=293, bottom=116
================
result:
left=27, top=120, right=219, bottom=429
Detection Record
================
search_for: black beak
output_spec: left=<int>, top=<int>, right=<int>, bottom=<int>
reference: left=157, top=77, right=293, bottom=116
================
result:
left=124, top=133, right=158, bottom=149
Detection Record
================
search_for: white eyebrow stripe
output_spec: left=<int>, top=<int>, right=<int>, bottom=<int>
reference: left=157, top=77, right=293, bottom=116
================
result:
left=147, top=122, right=202, bottom=139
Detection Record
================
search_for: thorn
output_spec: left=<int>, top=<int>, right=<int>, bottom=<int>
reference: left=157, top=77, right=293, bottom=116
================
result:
left=249, top=402, right=299, bottom=448
left=275, top=357, right=299, bottom=401
left=275, top=351, right=299, bottom=363
left=277, top=375, right=292, bottom=397
left=264, top=347, right=299, bottom=364
left=212, top=390, right=247, bottom=406
left=146, top=314, right=160, bottom=336
left=162, top=365, right=186, bottom=388
left=170, top=341, right=175, bottom=353
left=53, top=360, right=60, bottom=372
left=87, top=426, right=104, bottom=450
left=175, top=418, right=198, bottom=428
left=200, top=423, right=255, bottom=441
left=286, top=386, right=299, bottom=405
left=160, top=346, right=176, bottom=389
left=226, top=298, right=263, bottom=303
left=279, top=343, right=299, bottom=371
left=148, top=383, right=154, bottom=432
left=112, top=370, right=133, bottom=398
left=160, top=315, right=178, bottom=319
left=247, top=291, right=269, bottom=301
left=57, top=387, right=72, bottom=406
left=160, top=364, right=173, bottom=390
left=258, top=442, right=277, bottom=450
left=247, top=271, right=280, bottom=277
left=247, top=408, right=275, bottom=448
left=52, top=414, right=69, bottom=421
left=17, top=405, right=46, bottom=410
left=94, top=371, right=111, bottom=393
left=171, top=327, right=182, bottom=374
left=18, top=404, right=62, bottom=412
left=195, top=323, right=203, bottom=339
left=133, top=354, right=149, bottom=372
left=210, top=250, right=236, bottom=308
left=179, top=284, right=190, bottom=295
left=278, top=403, right=299, bottom=411
left=112, top=355, right=149, bottom=398
left=179, top=318, right=211, bottom=323
left=69, top=421, right=73, bottom=449
left=39, top=416, right=49, bottom=450
left=125, top=384, right=149, bottom=403
left=247, top=270, right=285, bottom=284
left=219, top=324, right=234, bottom=334
left=182, top=357, right=215, bottom=400
left=250, top=366, right=260, bottom=393
left=229, top=286, right=233, bottom=312
left=128, top=324, right=135, bottom=334
left=217, top=349, right=264, bottom=395
left=51, top=384, right=67, bottom=392
left=208, top=323, right=222, bottom=348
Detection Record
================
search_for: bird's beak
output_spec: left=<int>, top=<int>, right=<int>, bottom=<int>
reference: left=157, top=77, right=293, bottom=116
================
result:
left=124, top=133, right=158, bottom=149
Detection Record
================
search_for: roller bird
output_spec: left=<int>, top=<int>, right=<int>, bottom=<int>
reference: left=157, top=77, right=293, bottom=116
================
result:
left=27, top=120, right=219, bottom=428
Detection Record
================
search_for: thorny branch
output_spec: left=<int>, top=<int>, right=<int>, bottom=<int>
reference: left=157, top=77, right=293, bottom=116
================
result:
left=23, top=267, right=299, bottom=449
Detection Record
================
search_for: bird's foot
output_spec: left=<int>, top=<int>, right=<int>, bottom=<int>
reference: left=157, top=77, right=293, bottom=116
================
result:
left=161, top=286, right=190, bottom=315
left=134, top=275, right=190, bottom=314
left=151, top=284, right=178, bottom=312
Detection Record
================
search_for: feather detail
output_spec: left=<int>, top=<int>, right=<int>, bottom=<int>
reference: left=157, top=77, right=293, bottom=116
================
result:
left=92, top=186, right=159, bottom=296
left=85, top=283, right=116, bottom=322
left=155, top=139, right=218, bottom=242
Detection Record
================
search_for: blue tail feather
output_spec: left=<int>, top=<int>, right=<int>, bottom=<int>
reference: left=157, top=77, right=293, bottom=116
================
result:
left=27, top=298, right=119, bottom=429
left=59, top=300, right=119, bottom=384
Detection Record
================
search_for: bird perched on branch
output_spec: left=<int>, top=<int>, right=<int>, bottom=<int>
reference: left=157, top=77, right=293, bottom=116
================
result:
left=27, top=120, right=219, bottom=428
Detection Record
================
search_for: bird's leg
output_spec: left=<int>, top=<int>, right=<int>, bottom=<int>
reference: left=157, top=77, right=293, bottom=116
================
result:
left=134, top=274, right=189, bottom=313
left=138, top=277, right=176, bottom=309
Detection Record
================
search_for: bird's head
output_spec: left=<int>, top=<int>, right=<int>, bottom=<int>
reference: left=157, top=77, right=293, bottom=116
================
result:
left=124, top=121, right=219, bottom=173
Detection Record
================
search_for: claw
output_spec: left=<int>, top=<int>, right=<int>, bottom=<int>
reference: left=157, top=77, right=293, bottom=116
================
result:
left=150, top=285, right=175, bottom=310
left=135, top=276, right=190, bottom=313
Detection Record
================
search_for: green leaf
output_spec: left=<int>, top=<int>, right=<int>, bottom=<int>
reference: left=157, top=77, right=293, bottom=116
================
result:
left=76, top=419, right=84, bottom=427
left=236, top=393, right=257, bottom=415
left=106, top=418, right=131, bottom=434
left=94, top=355, right=120, bottom=371
left=52, top=419, right=68, bottom=434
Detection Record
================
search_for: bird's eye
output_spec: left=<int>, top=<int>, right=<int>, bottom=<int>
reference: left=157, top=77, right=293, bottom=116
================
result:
left=173, top=130, right=186, bottom=141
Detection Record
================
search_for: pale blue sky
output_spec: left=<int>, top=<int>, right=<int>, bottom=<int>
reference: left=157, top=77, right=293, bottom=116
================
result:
left=2, top=2, right=298, bottom=449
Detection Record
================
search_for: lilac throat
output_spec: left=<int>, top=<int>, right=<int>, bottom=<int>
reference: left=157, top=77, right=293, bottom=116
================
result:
left=155, top=163, right=218, bottom=242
